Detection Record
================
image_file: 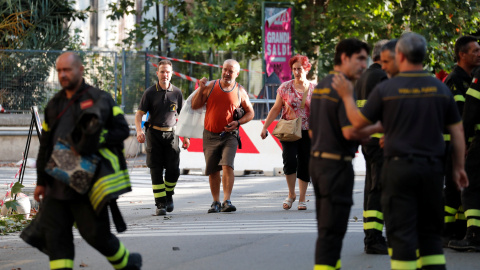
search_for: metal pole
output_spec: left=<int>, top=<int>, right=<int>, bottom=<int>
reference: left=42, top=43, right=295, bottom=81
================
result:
left=114, top=52, right=118, bottom=102
left=121, top=48, right=126, bottom=112
left=145, top=48, right=149, bottom=91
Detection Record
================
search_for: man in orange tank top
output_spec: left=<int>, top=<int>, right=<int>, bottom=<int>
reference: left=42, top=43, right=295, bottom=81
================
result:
left=191, top=59, right=254, bottom=213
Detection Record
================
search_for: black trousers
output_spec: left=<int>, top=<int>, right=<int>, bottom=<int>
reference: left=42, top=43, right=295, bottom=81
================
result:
left=310, top=157, right=354, bottom=269
left=146, top=129, right=180, bottom=204
left=362, top=140, right=385, bottom=245
left=40, top=196, right=129, bottom=269
left=443, top=142, right=466, bottom=238
left=280, top=130, right=311, bottom=182
left=463, top=136, right=480, bottom=234
left=382, top=157, right=445, bottom=270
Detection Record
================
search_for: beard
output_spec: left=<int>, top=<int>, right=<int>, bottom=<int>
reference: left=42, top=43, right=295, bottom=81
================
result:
left=60, top=77, right=81, bottom=90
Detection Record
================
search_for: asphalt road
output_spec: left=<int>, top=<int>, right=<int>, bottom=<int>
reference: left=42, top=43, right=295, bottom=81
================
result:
left=0, top=166, right=479, bottom=270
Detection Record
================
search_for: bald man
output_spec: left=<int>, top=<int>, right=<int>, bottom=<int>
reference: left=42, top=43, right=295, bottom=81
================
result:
left=191, top=59, right=254, bottom=213
left=21, top=52, right=142, bottom=269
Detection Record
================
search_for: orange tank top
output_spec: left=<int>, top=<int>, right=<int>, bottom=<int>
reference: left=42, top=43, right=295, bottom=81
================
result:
left=205, top=80, right=240, bottom=133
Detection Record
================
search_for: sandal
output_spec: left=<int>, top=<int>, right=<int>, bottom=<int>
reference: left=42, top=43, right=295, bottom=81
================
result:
left=283, top=197, right=296, bottom=210
left=298, top=201, right=307, bottom=210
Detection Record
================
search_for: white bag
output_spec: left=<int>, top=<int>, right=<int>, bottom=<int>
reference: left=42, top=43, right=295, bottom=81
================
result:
left=176, top=89, right=206, bottom=138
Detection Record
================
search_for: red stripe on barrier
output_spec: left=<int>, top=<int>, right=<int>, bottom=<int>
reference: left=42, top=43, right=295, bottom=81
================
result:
left=262, top=120, right=282, bottom=150
left=180, top=126, right=259, bottom=154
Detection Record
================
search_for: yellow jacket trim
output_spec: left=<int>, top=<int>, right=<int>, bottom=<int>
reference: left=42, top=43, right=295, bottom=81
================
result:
left=466, top=87, right=480, bottom=100
left=99, top=148, right=120, bottom=172
left=443, top=134, right=451, bottom=141
left=113, top=106, right=124, bottom=116
left=357, top=99, right=367, bottom=108
left=89, top=170, right=131, bottom=209
left=454, top=95, right=465, bottom=102
left=371, top=133, right=383, bottom=138
left=50, top=259, right=74, bottom=269
left=42, top=121, right=50, bottom=132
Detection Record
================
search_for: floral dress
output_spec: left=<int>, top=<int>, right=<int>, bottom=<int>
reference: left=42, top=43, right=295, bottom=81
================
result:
left=276, top=79, right=315, bottom=130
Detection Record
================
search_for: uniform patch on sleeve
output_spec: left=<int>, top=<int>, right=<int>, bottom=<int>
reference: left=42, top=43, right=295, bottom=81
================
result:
left=473, top=78, right=478, bottom=84
left=80, top=99, right=94, bottom=110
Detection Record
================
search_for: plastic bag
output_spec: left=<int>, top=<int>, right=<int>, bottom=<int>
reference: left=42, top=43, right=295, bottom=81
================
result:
left=176, top=89, right=206, bottom=138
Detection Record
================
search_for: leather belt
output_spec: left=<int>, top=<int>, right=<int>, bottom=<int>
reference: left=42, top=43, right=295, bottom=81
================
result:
left=151, top=125, right=174, bottom=132
left=311, top=151, right=353, bottom=161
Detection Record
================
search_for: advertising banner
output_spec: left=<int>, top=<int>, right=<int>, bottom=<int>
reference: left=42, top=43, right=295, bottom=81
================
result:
left=264, top=7, right=292, bottom=83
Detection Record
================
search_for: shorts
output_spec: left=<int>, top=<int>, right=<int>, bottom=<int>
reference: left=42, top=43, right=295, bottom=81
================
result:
left=203, top=129, right=238, bottom=175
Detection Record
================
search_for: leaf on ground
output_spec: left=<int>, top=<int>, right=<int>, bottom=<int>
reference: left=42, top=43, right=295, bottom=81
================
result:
left=79, top=262, right=88, bottom=267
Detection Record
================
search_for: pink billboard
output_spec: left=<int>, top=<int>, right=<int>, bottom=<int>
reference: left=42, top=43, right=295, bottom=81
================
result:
left=264, top=7, right=292, bottom=82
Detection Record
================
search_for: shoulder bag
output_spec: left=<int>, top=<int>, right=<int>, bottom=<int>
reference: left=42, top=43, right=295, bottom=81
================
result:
left=272, top=88, right=308, bottom=142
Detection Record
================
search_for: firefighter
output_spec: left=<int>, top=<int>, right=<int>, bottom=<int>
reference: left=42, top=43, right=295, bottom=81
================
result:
left=21, top=52, right=142, bottom=270
left=355, top=39, right=389, bottom=255
left=309, top=38, right=383, bottom=269
left=443, top=36, right=480, bottom=245
left=135, top=60, right=190, bottom=216
left=449, top=68, right=480, bottom=252
left=333, top=32, right=468, bottom=270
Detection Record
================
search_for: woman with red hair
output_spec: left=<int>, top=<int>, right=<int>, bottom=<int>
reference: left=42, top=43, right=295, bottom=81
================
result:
left=261, top=54, right=315, bottom=210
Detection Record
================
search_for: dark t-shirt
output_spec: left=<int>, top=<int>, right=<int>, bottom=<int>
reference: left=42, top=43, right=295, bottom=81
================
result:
left=138, top=83, right=184, bottom=127
left=444, top=65, right=472, bottom=115
left=463, top=69, right=480, bottom=140
left=310, top=73, right=359, bottom=157
left=361, top=71, right=461, bottom=157
left=355, top=63, right=388, bottom=108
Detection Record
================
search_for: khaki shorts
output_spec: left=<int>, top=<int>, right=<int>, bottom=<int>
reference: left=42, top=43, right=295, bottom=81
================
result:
left=203, top=129, right=238, bottom=175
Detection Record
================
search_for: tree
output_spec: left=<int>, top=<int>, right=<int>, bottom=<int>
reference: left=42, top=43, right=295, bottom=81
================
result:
left=0, top=0, right=88, bottom=111
left=108, top=0, right=480, bottom=78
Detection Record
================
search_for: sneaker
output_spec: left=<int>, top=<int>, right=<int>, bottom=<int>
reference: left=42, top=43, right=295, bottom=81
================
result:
left=208, top=201, right=221, bottom=213
left=124, top=252, right=142, bottom=270
left=448, top=233, right=480, bottom=252
left=155, top=203, right=167, bottom=216
left=221, top=200, right=237, bottom=212
left=166, top=195, right=174, bottom=212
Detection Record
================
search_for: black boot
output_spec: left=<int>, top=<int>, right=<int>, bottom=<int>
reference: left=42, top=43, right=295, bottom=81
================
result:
left=123, top=252, right=142, bottom=270
left=448, top=227, right=480, bottom=252
left=364, top=231, right=388, bottom=255
left=166, top=193, right=174, bottom=213
left=155, top=198, right=167, bottom=216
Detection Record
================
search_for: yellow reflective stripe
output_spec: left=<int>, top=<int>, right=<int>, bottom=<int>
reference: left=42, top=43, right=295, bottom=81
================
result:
left=363, top=210, right=384, bottom=220
left=152, top=184, right=165, bottom=190
left=454, top=95, right=465, bottom=102
left=467, top=218, right=480, bottom=227
left=50, top=259, right=74, bottom=269
left=465, top=209, right=480, bottom=217
left=390, top=259, right=417, bottom=270
left=445, top=205, right=457, bottom=215
left=113, top=250, right=129, bottom=269
left=371, top=133, right=384, bottom=138
left=335, top=260, right=341, bottom=269
left=165, top=181, right=176, bottom=192
left=99, top=148, right=120, bottom=172
left=107, top=242, right=126, bottom=261
left=466, top=87, right=480, bottom=100
left=357, top=99, right=367, bottom=108
left=99, top=129, right=108, bottom=144
left=445, top=216, right=456, bottom=223
left=388, top=248, right=392, bottom=256
left=364, top=221, right=384, bottom=231
left=113, top=106, right=124, bottom=116
left=458, top=205, right=464, bottom=212
left=420, top=254, right=446, bottom=266
left=475, top=124, right=480, bottom=132
left=89, top=170, right=131, bottom=209
left=154, top=191, right=167, bottom=198
left=42, top=121, right=50, bottom=132
left=443, top=134, right=451, bottom=141
left=313, top=265, right=335, bottom=270
left=456, top=212, right=466, bottom=220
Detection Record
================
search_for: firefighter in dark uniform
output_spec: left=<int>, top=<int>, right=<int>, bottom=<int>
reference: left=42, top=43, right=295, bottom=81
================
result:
left=333, top=32, right=468, bottom=270
left=355, top=39, right=389, bottom=255
left=21, top=52, right=142, bottom=270
left=309, top=38, right=382, bottom=269
left=449, top=68, right=480, bottom=252
left=135, top=60, right=190, bottom=216
left=443, top=36, right=480, bottom=245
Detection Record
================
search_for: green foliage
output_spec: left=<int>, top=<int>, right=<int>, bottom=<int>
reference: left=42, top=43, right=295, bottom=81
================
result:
left=0, top=215, right=30, bottom=235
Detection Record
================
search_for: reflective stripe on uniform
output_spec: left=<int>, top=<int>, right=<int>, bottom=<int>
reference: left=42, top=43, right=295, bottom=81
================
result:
left=99, top=148, right=120, bottom=172
left=152, top=184, right=165, bottom=190
left=475, top=124, right=480, bottom=132
left=164, top=180, right=176, bottom=192
left=390, top=259, right=417, bottom=270
left=364, top=221, right=384, bottom=231
left=108, top=242, right=126, bottom=261
left=89, top=170, right=131, bottom=210
left=50, top=259, right=74, bottom=269
left=107, top=242, right=129, bottom=270
left=420, top=254, right=446, bottom=267
left=443, top=134, right=450, bottom=141
left=454, top=95, right=465, bottom=102
left=467, top=218, right=480, bottom=228
left=113, top=106, right=124, bottom=116
left=445, top=216, right=456, bottom=223
left=466, top=87, right=480, bottom=100
left=371, top=133, right=383, bottom=138
left=42, top=121, right=50, bottom=132
left=357, top=99, right=367, bottom=108
left=313, top=260, right=341, bottom=270
left=465, top=209, right=480, bottom=217
left=445, top=205, right=457, bottom=215
left=364, top=210, right=384, bottom=220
